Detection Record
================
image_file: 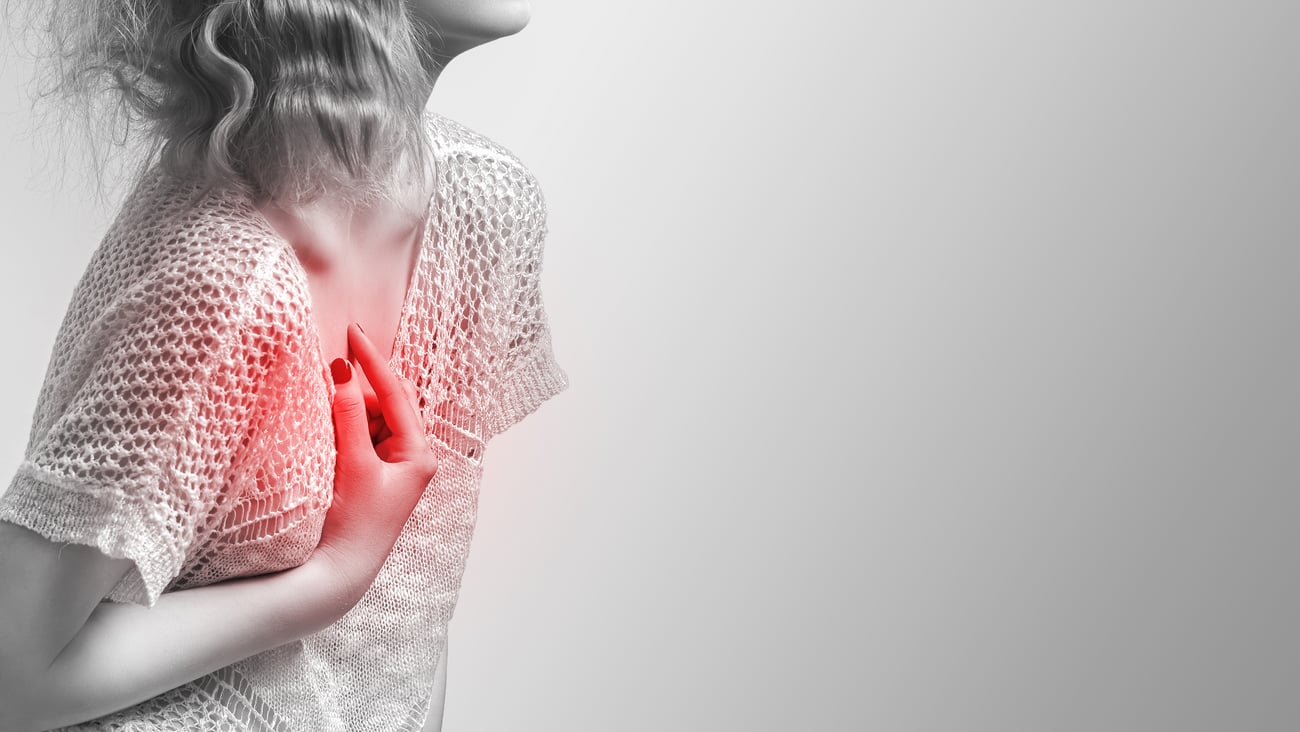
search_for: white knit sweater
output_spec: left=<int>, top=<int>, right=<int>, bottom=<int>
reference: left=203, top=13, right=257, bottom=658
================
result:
left=0, top=110, right=569, bottom=731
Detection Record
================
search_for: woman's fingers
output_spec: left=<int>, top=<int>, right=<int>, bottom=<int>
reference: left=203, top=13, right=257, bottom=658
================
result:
left=399, top=377, right=419, bottom=410
left=369, top=379, right=420, bottom=447
left=346, top=323, right=424, bottom=447
left=329, top=357, right=374, bottom=460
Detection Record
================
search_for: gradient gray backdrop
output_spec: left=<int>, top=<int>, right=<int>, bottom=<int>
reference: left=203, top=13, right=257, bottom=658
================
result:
left=2, top=2, right=1297, bottom=730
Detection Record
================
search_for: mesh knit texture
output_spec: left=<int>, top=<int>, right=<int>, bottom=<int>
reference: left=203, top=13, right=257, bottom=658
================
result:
left=0, top=110, right=569, bottom=731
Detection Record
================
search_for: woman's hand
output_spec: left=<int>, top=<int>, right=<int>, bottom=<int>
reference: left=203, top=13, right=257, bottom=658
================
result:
left=310, top=322, right=439, bottom=605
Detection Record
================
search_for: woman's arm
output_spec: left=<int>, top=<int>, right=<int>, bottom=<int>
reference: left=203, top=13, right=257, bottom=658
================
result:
left=0, top=328, right=435, bottom=731
left=0, top=528, right=353, bottom=732
left=41, top=557, right=348, bottom=730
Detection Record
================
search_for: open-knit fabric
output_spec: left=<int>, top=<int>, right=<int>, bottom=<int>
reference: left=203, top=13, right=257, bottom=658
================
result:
left=0, top=109, right=569, bottom=731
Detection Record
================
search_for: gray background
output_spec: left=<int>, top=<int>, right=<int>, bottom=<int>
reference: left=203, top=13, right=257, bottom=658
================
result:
left=2, top=2, right=1297, bottom=730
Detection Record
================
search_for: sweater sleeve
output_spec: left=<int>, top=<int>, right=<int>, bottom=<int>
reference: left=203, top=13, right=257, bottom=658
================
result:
left=0, top=245, right=278, bottom=608
left=479, top=200, right=570, bottom=443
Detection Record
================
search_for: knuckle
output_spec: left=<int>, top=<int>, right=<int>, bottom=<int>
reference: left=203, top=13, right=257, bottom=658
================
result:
left=420, top=454, right=440, bottom=480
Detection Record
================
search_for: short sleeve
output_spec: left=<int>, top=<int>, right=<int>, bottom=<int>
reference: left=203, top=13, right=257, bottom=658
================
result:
left=0, top=244, right=278, bottom=607
left=480, top=210, right=571, bottom=442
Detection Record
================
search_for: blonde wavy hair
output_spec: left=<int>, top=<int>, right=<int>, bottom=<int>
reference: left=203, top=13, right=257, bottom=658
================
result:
left=3, top=0, right=441, bottom=212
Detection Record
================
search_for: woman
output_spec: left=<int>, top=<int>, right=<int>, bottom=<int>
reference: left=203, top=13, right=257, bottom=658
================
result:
left=0, top=1, right=567, bottom=730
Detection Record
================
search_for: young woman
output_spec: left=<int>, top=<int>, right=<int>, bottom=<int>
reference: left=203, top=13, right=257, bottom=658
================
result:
left=0, top=1, right=567, bottom=730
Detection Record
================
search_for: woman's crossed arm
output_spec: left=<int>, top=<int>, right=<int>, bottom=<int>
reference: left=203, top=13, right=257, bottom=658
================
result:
left=0, top=325, right=439, bottom=731
left=0, top=524, right=353, bottom=731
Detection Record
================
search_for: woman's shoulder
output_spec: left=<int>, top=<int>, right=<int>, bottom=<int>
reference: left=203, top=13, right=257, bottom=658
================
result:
left=424, top=110, right=527, bottom=164
left=112, top=164, right=284, bottom=262
left=76, top=164, right=300, bottom=334
left=424, top=110, right=547, bottom=229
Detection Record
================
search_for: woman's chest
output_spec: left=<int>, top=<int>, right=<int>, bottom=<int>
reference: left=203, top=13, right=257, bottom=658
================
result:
left=172, top=357, right=338, bottom=590
left=302, top=236, right=421, bottom=370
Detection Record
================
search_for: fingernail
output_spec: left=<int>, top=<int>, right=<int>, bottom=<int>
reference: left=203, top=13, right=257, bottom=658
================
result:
left=330, top=357, right=352, bottom=384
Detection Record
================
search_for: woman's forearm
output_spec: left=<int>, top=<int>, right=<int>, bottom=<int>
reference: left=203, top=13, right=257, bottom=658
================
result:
left=15, top=557, right=350, bottom=731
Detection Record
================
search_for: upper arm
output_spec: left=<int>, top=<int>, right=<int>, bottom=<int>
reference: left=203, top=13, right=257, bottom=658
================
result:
left=0, top=519, right=132, bottom=672
left=0, top=240, right=284, bottom=609
left=0, top=211, right=289, bottom=695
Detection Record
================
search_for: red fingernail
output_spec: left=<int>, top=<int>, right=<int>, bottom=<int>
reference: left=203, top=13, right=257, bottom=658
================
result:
left=330, top=357, right=352, bottom=384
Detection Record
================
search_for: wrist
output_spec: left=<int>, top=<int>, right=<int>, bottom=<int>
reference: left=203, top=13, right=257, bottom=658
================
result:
left=301, top=547, right=378, bottom=617
left=290, top=554, right=362, bottom=630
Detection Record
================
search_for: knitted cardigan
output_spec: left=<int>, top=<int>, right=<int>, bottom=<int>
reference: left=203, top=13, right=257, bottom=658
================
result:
left=0, top=110, right=569, bottom=731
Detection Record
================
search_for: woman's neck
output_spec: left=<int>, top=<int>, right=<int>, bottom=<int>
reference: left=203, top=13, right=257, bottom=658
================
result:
left=260, top=34, right=459, bottom=254
left=256, top=160, right=433, bottom=261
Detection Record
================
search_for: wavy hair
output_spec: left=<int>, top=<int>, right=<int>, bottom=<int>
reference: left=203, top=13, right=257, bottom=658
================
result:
left=3, top=0, right=442, bottom=213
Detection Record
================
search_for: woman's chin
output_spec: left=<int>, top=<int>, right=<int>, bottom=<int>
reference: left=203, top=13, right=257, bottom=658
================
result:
left=413, top=0, right=533, bottom=45
left=479, top=2, right=532, bottom=40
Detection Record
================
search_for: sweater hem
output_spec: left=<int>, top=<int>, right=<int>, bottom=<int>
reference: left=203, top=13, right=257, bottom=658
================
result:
left=485, top=341, right=570, bottom=442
